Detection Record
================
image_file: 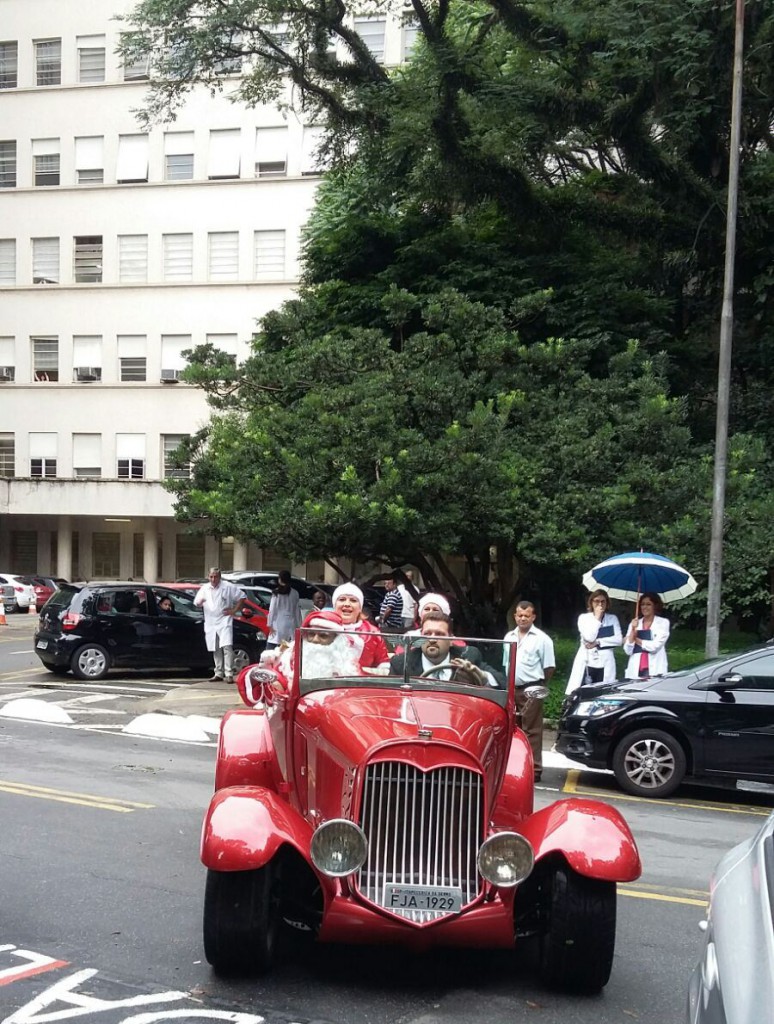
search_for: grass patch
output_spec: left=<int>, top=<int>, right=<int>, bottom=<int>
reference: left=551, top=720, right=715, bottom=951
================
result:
left=543, top=626, right=760, bottom=721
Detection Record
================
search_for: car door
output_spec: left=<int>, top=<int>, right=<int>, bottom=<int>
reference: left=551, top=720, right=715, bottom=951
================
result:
left=150, top=587, right=208, bottom=667
left=94, top=587, right=158, bottom=666
left=701, top=651, right=774, bottom=780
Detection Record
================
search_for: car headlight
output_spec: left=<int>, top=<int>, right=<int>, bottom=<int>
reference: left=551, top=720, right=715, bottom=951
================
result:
left=310, top=819, right=368, bottom=877
left=477, top=832, right=534, bottom=887
left=574, top=699, right=631, bottom=717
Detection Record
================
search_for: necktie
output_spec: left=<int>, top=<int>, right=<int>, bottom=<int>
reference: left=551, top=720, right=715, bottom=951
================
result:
left=638, top=650, right=650, bottom=677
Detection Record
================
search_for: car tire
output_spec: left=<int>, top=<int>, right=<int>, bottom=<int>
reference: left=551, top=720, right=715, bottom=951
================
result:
left=43, top=664, right=70, bottom=676
left=539, top=864, right=616, bottom=993
left=232, top=644, right=252, bottom=675
left=612, top=728, right=687, bottom=798
left=71, top=644, right=110, bottom=680
left=203, top=865, right=280, bottom=975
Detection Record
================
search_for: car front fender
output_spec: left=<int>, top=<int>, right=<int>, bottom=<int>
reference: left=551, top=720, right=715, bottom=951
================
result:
left=214, top=708, right=280, bottom=791
left=520, top=798, right=641, bottom=882
left=201, top=787, right=314, bottom=872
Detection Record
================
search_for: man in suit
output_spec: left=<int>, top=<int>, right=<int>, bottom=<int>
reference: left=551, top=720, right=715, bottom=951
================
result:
left=390, top=612, right=502, bottom=688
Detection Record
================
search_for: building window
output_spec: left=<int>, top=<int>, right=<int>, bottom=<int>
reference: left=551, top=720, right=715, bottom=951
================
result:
left=118, top=235, right=148, bottom=283
left=0, top=141, right=16, bottom=188
left=31, top=458, right=56, bottom=478
left=35, top=39, right=62, bottom=86
left=92, top=533, right=120, bottom=577
left=33, top=150, right=60, bottom=186
left=0, top=433, right=14, bottom=476
left=117, top=434, right=146, bottom=479
left=32, top=336, right=58, bottom=381
left=118, top=335, right=147, bottom=381
left=73, top=236, right=103, bottom=283
left=116, top=134, right=149, bottom=183
left=117, top=458, right=144, bottom=479
left=160, top=335, right=190, bottom=379
left=0, top=42, right=18, bottom=89
left=0, top=238, right=15, bottom=283
left=72, top=433, right=102, bottom=478
left=254, top=230, right=285, bottom=278
left=164, top=131, right=194, bottom=180
left=163, top=434, right=191, bottom=478
left=32, top=238, right=59, bottom=284
left=0, top=337, right=14, bottom=381
left=301, top=126, right=326, bottom=175
left=30, top=432, right=57, bottom=477
left=75, top=136, right=104, bottom=184
left=77, top=36, right=106, bottom=83
left=255, top=127, right=287, bottom=177
left=122, top=45, right=150, bottom=81
left=208, top=232, right=239, bottom=281
left=162, top=234, right=193, bottom=281
left=72, top=336, right=102, bottom=381
left=207, top=129, right=240, bottom=179
left=353, top=17, right=386, bottom=63
left=402, top=18, right=420, bottom=60
left=206, top=334, right=238, bottom=364
left=213, top=32, right=242, bottom=74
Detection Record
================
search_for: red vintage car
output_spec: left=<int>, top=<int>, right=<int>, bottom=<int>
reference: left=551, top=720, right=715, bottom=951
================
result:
left=200, top=630, right=641, bottom=992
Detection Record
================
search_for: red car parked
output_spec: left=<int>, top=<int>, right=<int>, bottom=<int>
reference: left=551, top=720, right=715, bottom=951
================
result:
left=200, top=630, right=641, bottom=992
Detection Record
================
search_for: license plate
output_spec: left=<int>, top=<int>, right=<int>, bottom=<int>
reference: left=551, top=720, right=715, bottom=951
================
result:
left=36, top=640, right=48, bottom=650
left=384, top=884, right=462, bottom=913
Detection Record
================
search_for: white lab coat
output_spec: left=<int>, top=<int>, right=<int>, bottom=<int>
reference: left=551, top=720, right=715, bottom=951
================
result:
left=194, top=580, right=245, bottom=651
left=623, top=614, right=670, bottom=678
left=566, top=612, right=623, bottom=694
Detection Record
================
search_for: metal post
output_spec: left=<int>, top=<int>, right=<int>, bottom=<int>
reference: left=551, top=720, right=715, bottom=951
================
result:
left=706, top=0, right=745, bottom=658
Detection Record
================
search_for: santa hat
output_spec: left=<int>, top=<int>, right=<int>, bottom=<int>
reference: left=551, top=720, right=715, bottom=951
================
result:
left=332, top=582, right=364, bottom=607
left=418, top=592, right=451, bottom=616
left=302, top=610, right=344, bottom=632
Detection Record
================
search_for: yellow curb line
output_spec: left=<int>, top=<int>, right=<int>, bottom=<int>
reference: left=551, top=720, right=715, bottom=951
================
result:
left=0, top=779, right=154, bottom=812
left=563, top=770, right=771, bottom=816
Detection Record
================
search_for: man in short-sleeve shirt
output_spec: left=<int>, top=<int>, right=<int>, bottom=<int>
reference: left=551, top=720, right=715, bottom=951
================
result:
left=503, top=601, right=555, bottom=781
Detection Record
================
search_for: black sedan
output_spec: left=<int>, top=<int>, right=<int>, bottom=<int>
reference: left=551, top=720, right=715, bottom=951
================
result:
left=556, top=642, right=774, bottom=797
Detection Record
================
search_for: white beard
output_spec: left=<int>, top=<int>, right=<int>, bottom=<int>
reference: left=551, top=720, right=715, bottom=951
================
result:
left=301, top=637, right=362, bottom=679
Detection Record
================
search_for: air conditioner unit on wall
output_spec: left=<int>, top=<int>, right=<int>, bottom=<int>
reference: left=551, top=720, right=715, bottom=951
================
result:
left=0, top=366, right=14, bottom=382
left=160, top=368, right=180, bottom=383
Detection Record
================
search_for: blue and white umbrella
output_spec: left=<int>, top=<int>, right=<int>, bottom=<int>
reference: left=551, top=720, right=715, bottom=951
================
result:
left=582, top=551, right=697, bottom=604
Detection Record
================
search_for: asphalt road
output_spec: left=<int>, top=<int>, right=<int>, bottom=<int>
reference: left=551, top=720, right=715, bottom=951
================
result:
left=1, top=613, right=772, bottom=1024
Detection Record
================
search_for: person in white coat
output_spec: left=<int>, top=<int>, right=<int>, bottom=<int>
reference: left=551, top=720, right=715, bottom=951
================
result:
left=623, top=592, right=670, bottom=679
left=194, top=567, right=247, bottom=683
left=566, top=590, right=623, bottom=695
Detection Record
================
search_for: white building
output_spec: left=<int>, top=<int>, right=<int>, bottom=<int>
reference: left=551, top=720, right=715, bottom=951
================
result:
left=0, top=0, right=415, bottom=582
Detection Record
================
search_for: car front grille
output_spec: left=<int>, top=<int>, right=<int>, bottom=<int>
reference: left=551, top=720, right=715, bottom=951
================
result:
left=356, top=761, right=483, bottom=923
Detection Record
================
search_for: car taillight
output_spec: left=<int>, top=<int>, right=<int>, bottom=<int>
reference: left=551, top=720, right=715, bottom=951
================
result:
left=14, top=586, right=23, bottom=592
left=62, top=612, right=82, bottom=630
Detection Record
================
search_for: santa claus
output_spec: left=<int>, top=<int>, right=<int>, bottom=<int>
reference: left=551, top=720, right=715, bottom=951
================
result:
left=297, top=610, right=364, bottom=679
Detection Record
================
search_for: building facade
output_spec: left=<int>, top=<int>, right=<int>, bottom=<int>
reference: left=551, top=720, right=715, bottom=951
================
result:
left=0, top=0, right=415, bottom=582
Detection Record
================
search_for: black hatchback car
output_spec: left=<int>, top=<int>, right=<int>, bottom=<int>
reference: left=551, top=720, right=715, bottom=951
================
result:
left=34, top=582, right=265, bottom=681
left=556, top=642, right=774, bottom=797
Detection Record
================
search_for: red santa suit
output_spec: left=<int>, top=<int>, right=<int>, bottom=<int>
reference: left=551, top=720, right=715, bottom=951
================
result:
left=332, top=583, right=391, bottom=670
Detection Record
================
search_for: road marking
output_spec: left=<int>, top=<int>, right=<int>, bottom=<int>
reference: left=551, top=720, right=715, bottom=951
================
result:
left=563, top=769, right=772, bottom=816
left=0, top=780, right=154, bottom=812
left=619, top=888, right=707, bottom=908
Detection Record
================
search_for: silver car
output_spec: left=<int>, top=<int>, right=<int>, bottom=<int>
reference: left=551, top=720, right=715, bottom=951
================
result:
left=687, top=810, right=774, bottom=1023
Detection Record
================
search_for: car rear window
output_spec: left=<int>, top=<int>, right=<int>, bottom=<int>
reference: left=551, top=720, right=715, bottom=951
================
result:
left=46, top=586, right=82, bottom=611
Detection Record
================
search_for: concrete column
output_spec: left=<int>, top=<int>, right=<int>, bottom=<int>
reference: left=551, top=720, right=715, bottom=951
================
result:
left=232, top=539, right=248, bottom=571
left=160, top=522, right=177, bottom=581
left=143, top=518, right=159, bottom=583
left=57, top=517, right=72, bottom=581
left=37, top=529, right=52, bottom=574
left=324, top=562, right=341, bottom=584
left=247, top=542, right=263, bottom=569
left=79, top=526, right=93, bottom=580
left=204, top=535, right=220, bottom=572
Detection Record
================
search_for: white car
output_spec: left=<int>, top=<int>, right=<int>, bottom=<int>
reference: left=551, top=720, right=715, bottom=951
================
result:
left=0, top=573, right=36, bottom=612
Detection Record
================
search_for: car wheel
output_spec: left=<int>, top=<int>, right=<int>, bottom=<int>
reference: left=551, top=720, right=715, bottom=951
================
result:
left=539, top=864, right=616, bottom=993
left=71, top=644, right=110, bottom=680
left=203, top=864, right=280, bottom=975
left=43, top=664, right=70, bottom=677
left=612, top=728, right=687, bottom=798
left=232, top=644, right=252, bottom=675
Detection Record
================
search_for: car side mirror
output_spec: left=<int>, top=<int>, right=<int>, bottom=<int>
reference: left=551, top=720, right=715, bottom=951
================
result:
left=709, top=673, right=743, bottom=689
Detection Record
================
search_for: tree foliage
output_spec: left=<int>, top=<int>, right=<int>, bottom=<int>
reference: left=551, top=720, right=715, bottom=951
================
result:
left=123, top=0, right=774, bottom=630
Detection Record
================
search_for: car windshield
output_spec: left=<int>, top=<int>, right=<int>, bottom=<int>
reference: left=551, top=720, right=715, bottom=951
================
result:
left=296, top=629, right=515, bottom=706
left=662, top=653, right=749, bottom=678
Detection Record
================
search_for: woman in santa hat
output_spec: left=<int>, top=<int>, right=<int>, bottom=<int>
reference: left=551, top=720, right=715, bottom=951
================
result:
left=332, top=582, right=391, bottom=671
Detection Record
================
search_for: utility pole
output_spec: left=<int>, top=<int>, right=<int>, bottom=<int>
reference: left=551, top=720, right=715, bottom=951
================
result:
left=706, top=0, right=745, bottom=658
